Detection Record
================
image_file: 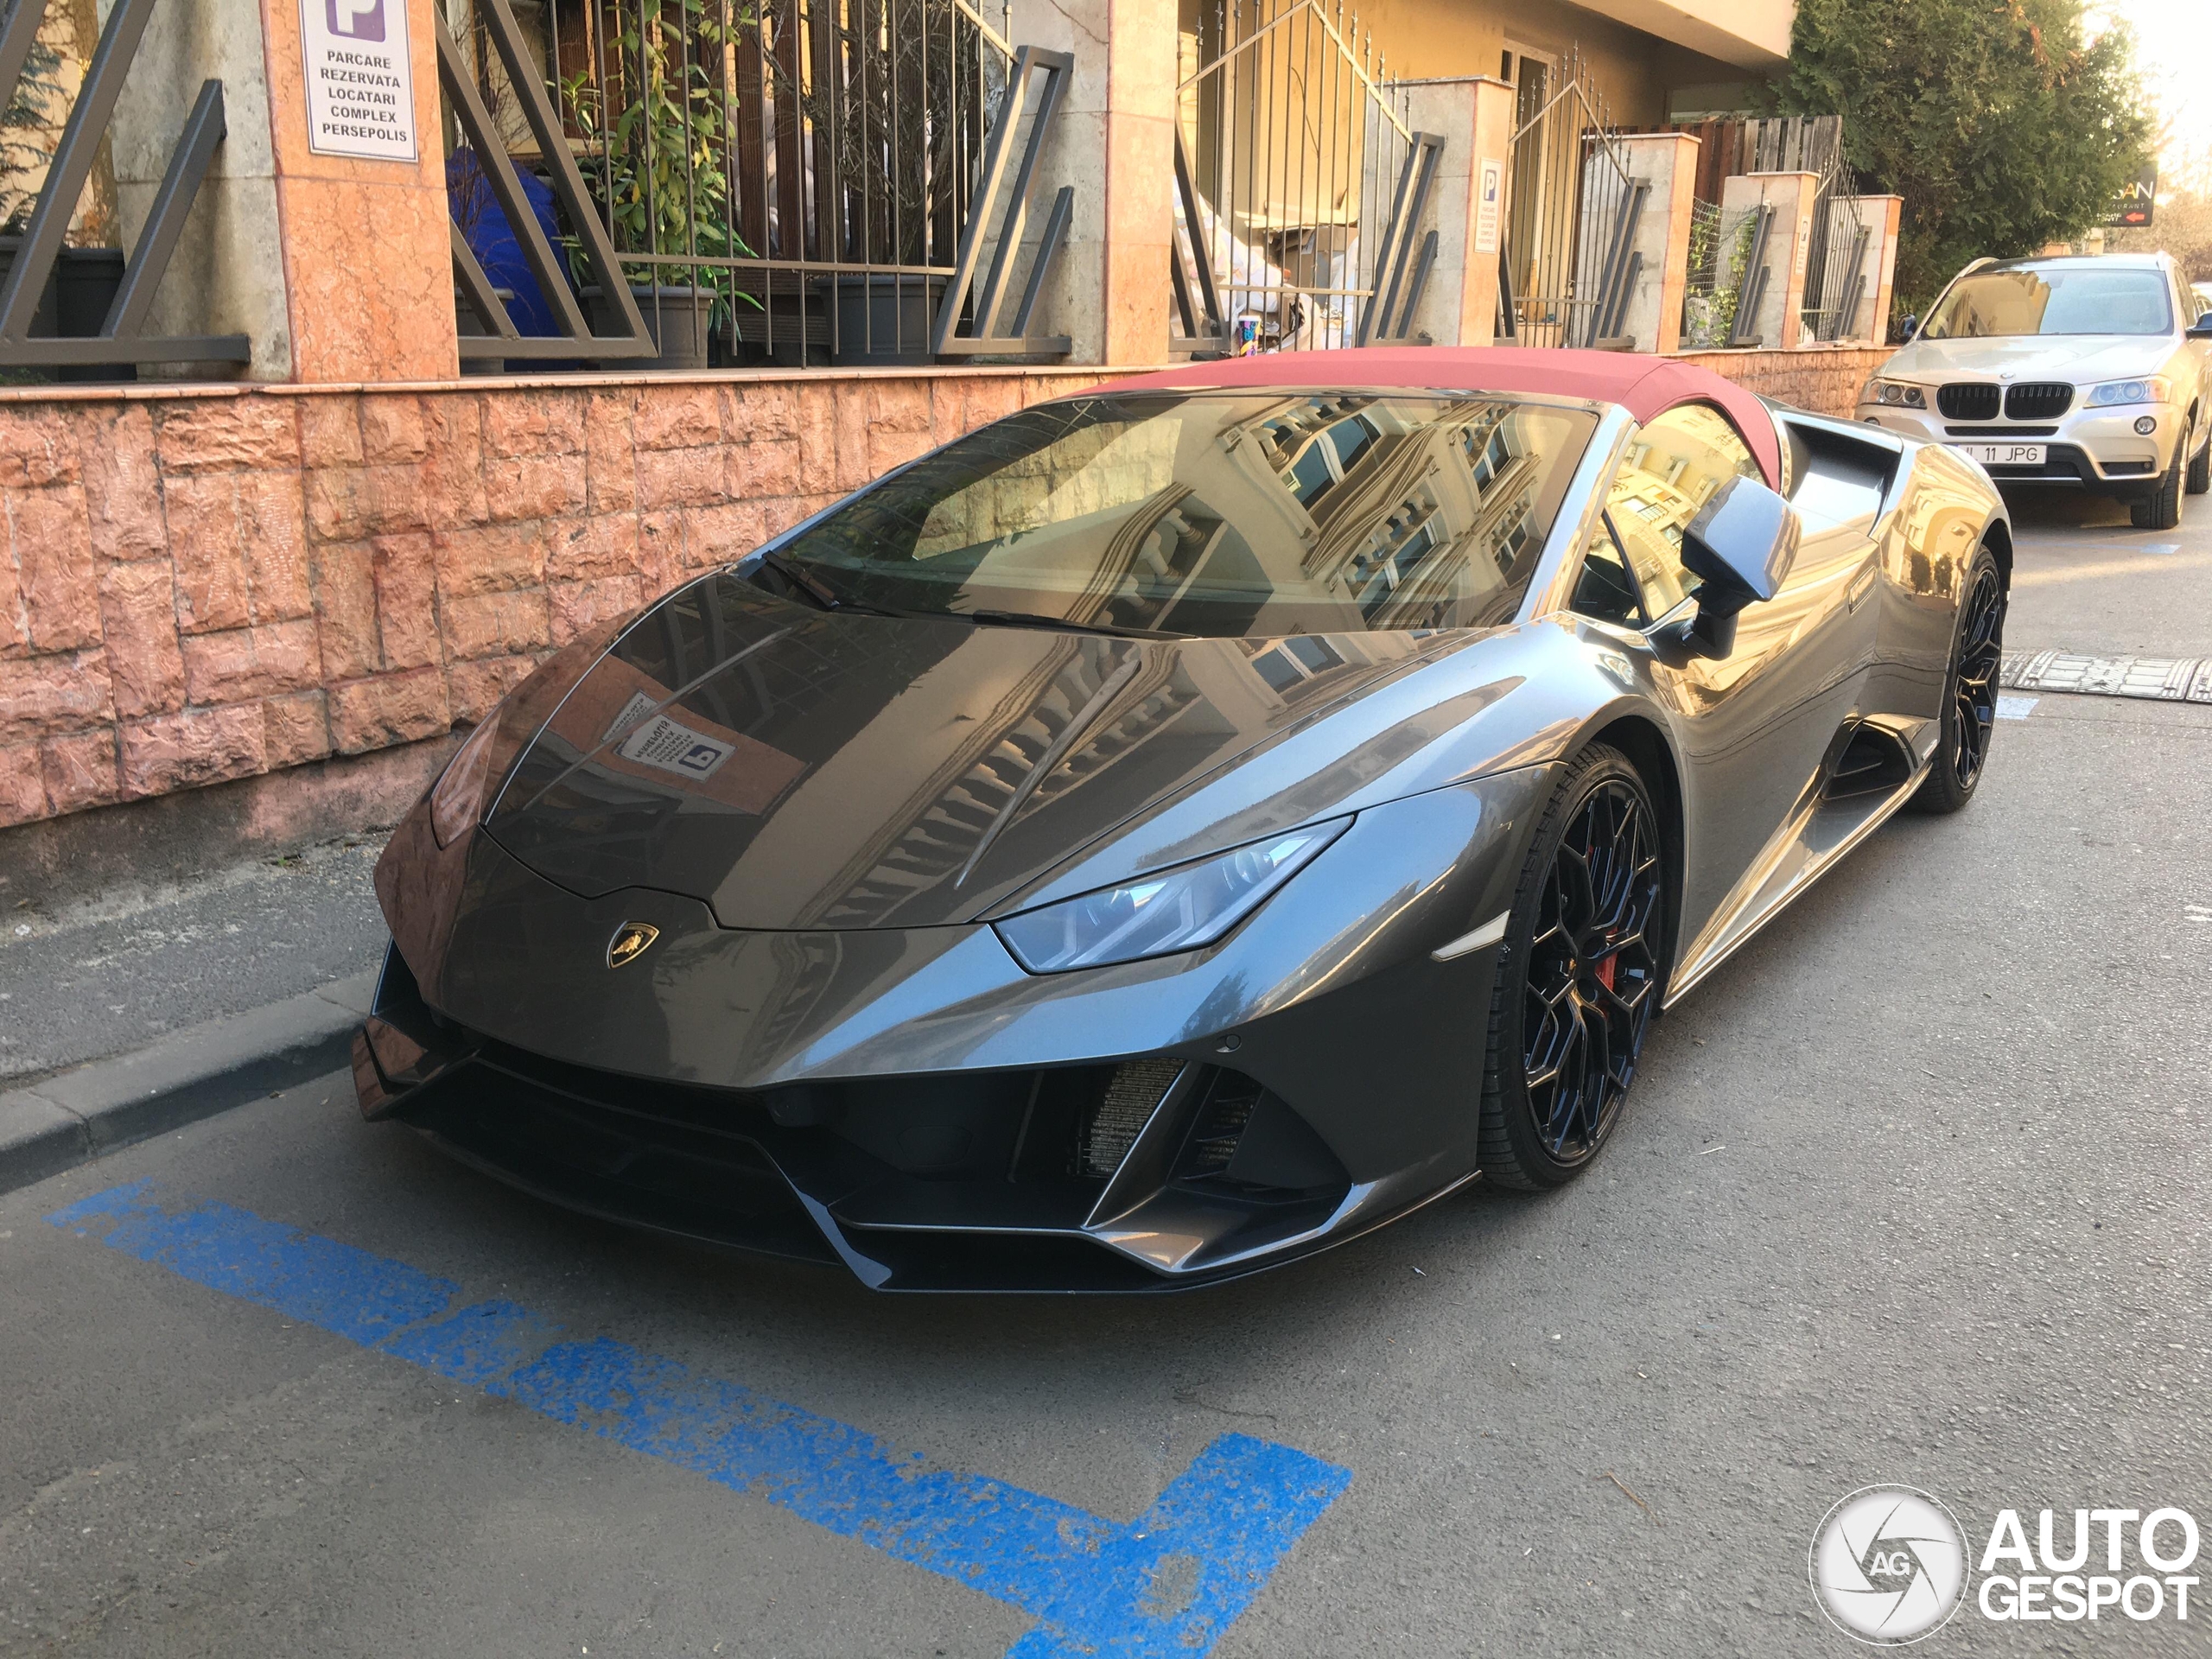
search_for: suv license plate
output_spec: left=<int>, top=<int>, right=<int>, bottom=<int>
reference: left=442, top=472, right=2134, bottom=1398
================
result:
left=1949, top=441, right=2046, bottom=467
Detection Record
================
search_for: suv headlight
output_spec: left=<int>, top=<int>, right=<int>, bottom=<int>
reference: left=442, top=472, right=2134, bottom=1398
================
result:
left=1862, top=378, right=1926, bottom=409
left=429, top=716, right=502, bottom=847
left=2083, top=376, right=2171, bottom=409
left=995, top=820, right=1350, bottom=973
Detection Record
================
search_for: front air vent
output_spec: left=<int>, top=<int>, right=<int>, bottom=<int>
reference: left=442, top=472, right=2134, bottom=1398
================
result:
left=2005, top=382, right=2073, bottom=420
left=1078, top=1059, right=1182, bottom=1179
left=1937, top=383, right=2001, bottom=422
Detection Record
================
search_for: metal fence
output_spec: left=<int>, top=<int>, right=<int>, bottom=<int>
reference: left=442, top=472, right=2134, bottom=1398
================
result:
left=1170, top=0, right=1435, bottom=356
left=445, top=0, right=1076, bottom=367
left=1497, top=51, right=1639, bottom=350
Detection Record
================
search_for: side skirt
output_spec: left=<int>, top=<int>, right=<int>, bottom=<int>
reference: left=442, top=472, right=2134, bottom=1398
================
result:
left=1662, top=753, right=1932, bottom=1010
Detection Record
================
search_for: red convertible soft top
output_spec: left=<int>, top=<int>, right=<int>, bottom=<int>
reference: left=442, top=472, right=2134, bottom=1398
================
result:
left=1092, top=346, right=1783, bottom=488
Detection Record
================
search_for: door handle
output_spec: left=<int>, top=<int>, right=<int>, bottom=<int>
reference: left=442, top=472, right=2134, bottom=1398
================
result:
left=1846, top=563, right=1878, bottom=613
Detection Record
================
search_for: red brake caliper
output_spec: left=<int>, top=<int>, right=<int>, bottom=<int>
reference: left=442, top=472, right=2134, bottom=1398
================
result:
left=1593, top=945, right=1618, bottom=992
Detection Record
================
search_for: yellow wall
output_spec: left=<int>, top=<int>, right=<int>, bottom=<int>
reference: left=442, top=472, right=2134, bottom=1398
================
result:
left=1280, top=0, right=1747, bottom=129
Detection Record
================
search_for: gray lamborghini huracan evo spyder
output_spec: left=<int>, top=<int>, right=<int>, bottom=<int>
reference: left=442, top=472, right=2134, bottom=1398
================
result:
left=355, top=347, right=2011, bottom=1291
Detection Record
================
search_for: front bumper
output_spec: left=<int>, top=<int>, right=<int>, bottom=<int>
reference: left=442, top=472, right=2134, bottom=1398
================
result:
left=1859, top=399, right=2183, bottom=492
left=357, top=769, right=1549, bottom=1291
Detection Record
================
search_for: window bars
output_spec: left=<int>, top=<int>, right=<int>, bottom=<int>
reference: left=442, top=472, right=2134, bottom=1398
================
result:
left=1172, top=0, right=1438, bottom=356
left=0, top=0, right=247, bottom=373
left=446, top=0, right=1068, bottom=367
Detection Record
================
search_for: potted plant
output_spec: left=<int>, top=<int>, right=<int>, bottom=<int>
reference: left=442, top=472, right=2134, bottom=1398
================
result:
left=560, top=0, right=760, bottom=370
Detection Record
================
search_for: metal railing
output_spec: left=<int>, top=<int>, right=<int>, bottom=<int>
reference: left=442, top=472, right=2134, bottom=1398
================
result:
left=1171, top=0, right=1436, bottom=356
left=446, top=0, right=1071, bottom=366
left=1497, top=50, right=1639, bottom=350
left=0, top=0, right=246, bottom=375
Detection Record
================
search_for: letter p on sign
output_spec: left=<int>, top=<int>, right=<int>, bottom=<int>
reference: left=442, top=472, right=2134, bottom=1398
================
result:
left=327, top=0, right=385, bottom=40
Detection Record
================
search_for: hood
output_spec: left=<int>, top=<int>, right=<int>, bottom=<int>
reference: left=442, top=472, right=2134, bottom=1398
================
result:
left=484, top=570, right=1478, bottom=930
left=1885, top=334, right=2173, bottom=385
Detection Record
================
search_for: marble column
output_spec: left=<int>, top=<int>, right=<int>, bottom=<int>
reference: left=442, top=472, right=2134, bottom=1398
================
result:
left=1397, top=76, right=1515, bottom=349
left=255, top=0, right=454, bottom=380
left=1841, top=194, right=1904, bottom=346
left=1014, top=0, right=1175, bottom=366
left=1718, top=170, right=1818, bottom=352
left=1615, top=131, right=1700, bottom=356
left=104, top=0, right=291, bottom=377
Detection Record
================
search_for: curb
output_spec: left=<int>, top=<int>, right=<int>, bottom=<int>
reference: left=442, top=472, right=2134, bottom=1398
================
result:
left=0, top=971, right=377, bottom=1197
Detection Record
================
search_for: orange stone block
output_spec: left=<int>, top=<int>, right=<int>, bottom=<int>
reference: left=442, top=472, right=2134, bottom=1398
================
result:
left=728, top=379, right=801, bottom=442
left=733, top=437, right=802, bottom=499
left=98, top=560, right=187, bottom=719
left=329, top=667, right=452, bottom=754
left=304, top=463, right=434, bottom=543
left=486, top=453, right=587, bottom=523
left=0, top=648, right=114, bottom=742
left=0, top=741, right=47, bottom=826
left=162, top=473, right=254, bottom=634
left=371, top=532, right=441, bottom=670
left=79, top=404, right=166, bottom=561
left=635, top=446, right=731, bottom=512
left=180, top=619, right=323, bottom=703
left=296, top=395, right=365, bottom=468
left=41, top=728, right=120, bottom=815
left=447, top=653, right=540, bottom=724
left=310, top=539, right=381, bottom=681
left=684, top=501, right=771, bottom=568
left=238, top=471, right=313, bottom=623
left=120, top=703, right=266, bottom=798
left=434, top=522, right=549, bottom=601
left=10, top=486, right=100, bottom=652
left=360, top=396, right=435, bottom=465
left=546, top=513, right=642, bottom=583
left=550, top=575, right=645, bottom=644
left=263, top=690, right=334, bottom=770
left=484, top=389, right=588, bottom=458
left=632, top=384, right=725, bottom=451
left=443, top=588, right=550, bottom=660
left=155, top=399, right=301, bottom=475
left=0, top=406, right=81, bottom=489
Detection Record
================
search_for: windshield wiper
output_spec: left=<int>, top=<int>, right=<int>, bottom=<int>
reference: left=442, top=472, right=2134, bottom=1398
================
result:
left=753, top=553, right=909, bottom=619
left=957, top=607, right=1173, bottom=640
left=754, top=550, right=845, bottom=609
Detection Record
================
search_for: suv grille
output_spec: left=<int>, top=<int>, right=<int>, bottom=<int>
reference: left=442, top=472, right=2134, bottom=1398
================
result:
left=2005, top=382, right=2073, bottom=420
left=1937, top=383, right=2001, bottom=421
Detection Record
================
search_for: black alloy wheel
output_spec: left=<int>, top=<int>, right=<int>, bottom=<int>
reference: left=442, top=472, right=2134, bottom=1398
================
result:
left=1911, top=544, right=2004, bottom=815
left=1479, top=745, right=1665, bottom=1189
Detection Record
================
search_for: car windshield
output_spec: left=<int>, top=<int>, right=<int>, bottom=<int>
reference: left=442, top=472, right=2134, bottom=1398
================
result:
left=760, top=391, right=1599, bottom=638
left=1921, top=265, right=2174, bottom=338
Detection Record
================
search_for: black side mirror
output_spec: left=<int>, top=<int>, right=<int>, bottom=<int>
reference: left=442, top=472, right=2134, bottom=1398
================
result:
left=1673, top=475, right=1802, bottom=657
left=2188, top=312, right=2212, bottom=340
left=1897, top=315, right=1919, bottom=343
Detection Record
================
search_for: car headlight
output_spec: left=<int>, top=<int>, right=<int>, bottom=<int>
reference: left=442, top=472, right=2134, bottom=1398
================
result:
left=1862, top=378, right=1927, bottom=410
left=995, top=819, right=1351, bottom=973
left=429, top=716, right=502, bottom=848
left=2083, top=376, right=2171, bottom=408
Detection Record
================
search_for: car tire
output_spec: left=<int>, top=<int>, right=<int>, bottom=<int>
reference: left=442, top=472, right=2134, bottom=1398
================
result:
left=1910, top=543, right=2005, bottom=816
left=1478, top=745, right=1665, bottom=1191
left=2130, top=443, right=2183, bottom=529
left=2187, top=423, right=2210, bottom=496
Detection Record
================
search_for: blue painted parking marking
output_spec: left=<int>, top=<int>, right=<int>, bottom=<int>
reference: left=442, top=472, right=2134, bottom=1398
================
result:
left=48, top=1181, right=1351, bottom=1656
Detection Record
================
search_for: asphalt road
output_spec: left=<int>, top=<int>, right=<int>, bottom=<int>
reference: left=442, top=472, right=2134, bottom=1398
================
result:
left=2, top=485, right=2208, bottom=1656
left=0, top=838, right=390, bottom=1087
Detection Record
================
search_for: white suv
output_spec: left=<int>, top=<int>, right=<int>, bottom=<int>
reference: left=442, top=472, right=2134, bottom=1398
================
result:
left=1856, top=252, right=2212, bottom=529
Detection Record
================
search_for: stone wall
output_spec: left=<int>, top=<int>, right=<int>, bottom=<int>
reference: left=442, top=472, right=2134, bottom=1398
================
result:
left=0, top=367, right=1102, bottom=830
left=0, top=346, right=1888, bottom=834
left=1670, top=344, right=1890, bottom=420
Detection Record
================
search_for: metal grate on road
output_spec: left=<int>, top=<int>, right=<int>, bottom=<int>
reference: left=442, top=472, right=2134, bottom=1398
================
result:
left=2001, top=650, right=2212, bottom=703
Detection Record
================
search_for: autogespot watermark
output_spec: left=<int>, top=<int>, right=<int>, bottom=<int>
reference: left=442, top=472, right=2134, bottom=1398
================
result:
left=1808, top=1487, right=2202, bottom=1643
